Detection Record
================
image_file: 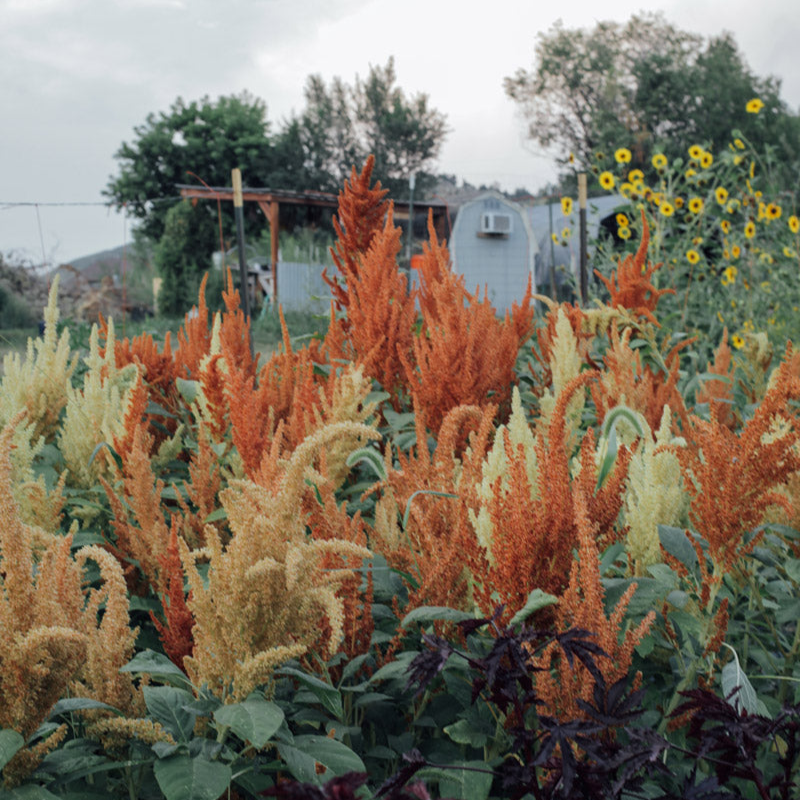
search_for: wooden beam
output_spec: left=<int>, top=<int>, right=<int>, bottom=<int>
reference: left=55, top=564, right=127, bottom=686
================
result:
left=269, top=201, right=279, bottom=301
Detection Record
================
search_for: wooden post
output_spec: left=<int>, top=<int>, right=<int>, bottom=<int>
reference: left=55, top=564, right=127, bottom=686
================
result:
left=269, top=201, right=279, bottom=302
left=231, top=168, right=253, bottom=355
left=578, top=173, right=588, bottom=306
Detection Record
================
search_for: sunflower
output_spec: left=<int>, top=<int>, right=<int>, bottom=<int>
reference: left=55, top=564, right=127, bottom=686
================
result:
left=734, top=138, right=745, bottom=150
left=700, top=151, right=713, bottom=169
left=561, top=196, right=573, bottom=216
left=732, top=245, right=741, bottom=259
left=628, top=169, right=644, bottom=184
left=789, top=215, right=800, bottom=234
left=746, top=98, right=765, bottom=114
left=744, top=221, right=756, bottom=239
left=715, top=186, right=729, bottom=205
left=675, top=197, right=685, bottom=209
left=720, top=220, right=731, bottom=234
left=615, top=148, right=632, bottom=164
left=599, top=171, right=615, bottom=190
left=685, top=169, right=697, bottom=180
left=766, top=203, right=782, bottom=220
left=618, top=226, right=631, bottom=240
left=732, top=334, right=745, bottom=349
left=688, top=197, right=704, bottom=214
left=688, top=144, right=704, bottom=160
left=620, top=182, right=635, bottom=199
left=659, top=202, right=675, bottom=217
left=724, top=265, right=738, bottom=282
left=561, top=227, right=571, bottom=239
left=784, top=246, right=797, bottom=258
left=551, top=233, right=559, bottom=243
left=616, top=212, right=630, bottom=227
left=686, top=249, right=700, bottom=264
left=651, top=153, right=668, bottom=169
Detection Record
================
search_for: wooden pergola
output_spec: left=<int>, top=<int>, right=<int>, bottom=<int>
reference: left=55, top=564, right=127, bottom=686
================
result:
left=177, top=183, right=449, bottom=299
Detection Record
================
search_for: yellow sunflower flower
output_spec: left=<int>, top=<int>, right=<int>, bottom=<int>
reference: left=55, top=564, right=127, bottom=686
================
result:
left=744, top=221, right=756, bottom=239
left=784, top=246, right=798, bottom=258
left=628, top=169, right=644, bottom=183
left=618, top=226, right=631, bottom=240
left=766, top=203, right=782, bottom=220
left=561, top=196, right=573, bottom=216
left=686, top=249, right=700, bottom=264
left=616, top=213, right=630, bottom=227
left=651, top=153, right=668, bottom=169
left=715, top=186, right=729, bottom=205
left=789, top=215, right=800, bottom=233
left=599, top=171, right=615, bottom=190
left=688, top=197, right=704, bottom=214
left=700, top=151, right=713, bottom=169
left=732, top=334, right=745, bottom=349
left=561, top=227, right=571, bottom=239
left=724, top=265, right=738, bottom=282
left=615, top=148, right=632, bottom=164
left=746, top=98, right=765, bottom=114
left=734, top=138, right=745, bottom=150
left=675, top=197, right=685, bottom=209
left=688, top=144, right=704, bottom=160
left=685, top=168, right=697, bottom=180
left=660, top=202, right=675, bottom=217
left=620, top=182, right=635, bottom=199
left=732, top=245, right=741, bottom=258
left=720, top=220, right=731, bottom=234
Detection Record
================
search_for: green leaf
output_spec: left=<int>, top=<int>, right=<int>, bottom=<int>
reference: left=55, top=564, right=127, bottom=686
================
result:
left=721, top=644, right=771, bottom=718
left=276, top=735, right=365, bottom=785
left=175, top=378, right=200, bottom=405
left=143, top=686, right=196, bottom=742
left=443, top=719, right=488, bottom=748
left=785, top=558, right=800, bottom=583
left=509, top=589, right=559, bottom=626
left=120, top=649, right=191, bottom=685
left=87, top=441, right=122, bottom=471
left=0, top=786, right=60, bottom=800
left=0, top=729, right=24, bottom=772
left=402, top=490, right=458, bottom=530
left=658, top=525, right=699, bottom=570
left=154, top=755, right=232, bottom=800
left=425, top=762, right=493, bottom=800
left=276, top=668, right=343, bottom=720
left=401, top=606, right=477, bottom=628
left=203, top=507, right=228, bottom=524
left=48, top=698, right=122, bottom=720
left=213, top=697, right=284, bottom=749
left=345, top=447, right=387, bottom=481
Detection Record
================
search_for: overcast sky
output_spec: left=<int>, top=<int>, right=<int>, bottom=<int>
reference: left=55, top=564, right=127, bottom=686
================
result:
left=2, top=0, right=799, bottom=267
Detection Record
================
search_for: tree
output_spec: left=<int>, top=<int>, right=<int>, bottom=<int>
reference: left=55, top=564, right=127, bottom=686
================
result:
left=293, top=58, right=448, bottom=198
left=105, top=92, right=278, bottom=245
left=505, top=13, right=800, bottom=178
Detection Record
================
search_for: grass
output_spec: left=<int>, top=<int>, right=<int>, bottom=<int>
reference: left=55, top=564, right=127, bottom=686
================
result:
left=0, top=308, right=328, bottom=374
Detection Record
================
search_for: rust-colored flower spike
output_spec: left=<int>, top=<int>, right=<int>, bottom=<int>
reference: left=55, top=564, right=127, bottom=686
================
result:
left=174, top=273, right=212, bottom=379
left=536, top=486, right=655, bottom=720
left=219, top=267, right=259, bottom=380
left=403, top=214, right=534, bottom=433
left=323, top=155, right=391, bottom=313
left=695, top=327, right=737, bottom=429
left=594, top=209, right=675, bottom=326
left=591, top=322, right=690, bottom=433
left=371, top=402, right=494, bottom=616
left=336, top=208, right=417, bottom=398
left=679, top=350, right=800, bottom=578
left=474, top=376, right=631, bottom=620
left=150, top=520, right=195, bottom=669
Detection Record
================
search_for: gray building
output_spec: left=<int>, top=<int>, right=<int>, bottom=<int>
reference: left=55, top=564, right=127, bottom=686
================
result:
left=449, top=192, right=537, bottom=314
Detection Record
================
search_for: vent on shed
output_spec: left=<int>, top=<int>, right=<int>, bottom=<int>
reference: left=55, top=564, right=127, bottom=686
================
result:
left=479, top=212, right=512, bottom=236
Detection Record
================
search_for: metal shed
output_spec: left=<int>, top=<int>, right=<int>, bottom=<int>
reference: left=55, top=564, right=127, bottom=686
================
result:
left=449, top=192, right=537, bottom=314
left=526, top=194, right=624, bottom=299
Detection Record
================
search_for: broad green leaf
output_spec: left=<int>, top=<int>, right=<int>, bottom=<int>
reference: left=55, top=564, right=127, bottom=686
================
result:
left=213, top=698, right=284, bottom=749
left=443, top=719, right=489, bottom=748
left=0, top=729, right=24, bottom=772
left=721, top=644, right=771, bottom=718
left=369, top=651, right=417, bottom=684
left=423, top=762, right=493, bottom=800
left=154, top=755, right=232, bottom=800
left=785, top=558, right=800, bottom=583
left=203, top=507, right=228, bottom=524
left=175, top=378, right=200, bottom=404
left=48, top=698, right=122, bottom=719
left=143, top=686, right=196, bottom=742
left=401, top=606, right=477, bottom=628
left=509, top=589, right=558, bottom=626
left=345, top=447, right=387, bottom=481
left=658, top=525, right=699, bottom=570
left=120, top=649, right=191, bottom=685
left=276, top=668, right=343, bottom=720
left=276, top=735, right=364, bottom=785
left=402, top=490, right=458, bottom=530
left=0, top=786, right=60, bottom=800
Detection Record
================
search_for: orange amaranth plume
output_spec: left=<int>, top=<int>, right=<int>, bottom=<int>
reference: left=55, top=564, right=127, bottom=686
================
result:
left=594, top=210, right=675, bottom=326
left=323, top=155, right=390, bottom=313
left=695, top=327, right=736, bottom=429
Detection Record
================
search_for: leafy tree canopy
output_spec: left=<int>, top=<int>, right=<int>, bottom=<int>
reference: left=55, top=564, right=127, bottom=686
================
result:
left=505, top=13, right=800, bottom=181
